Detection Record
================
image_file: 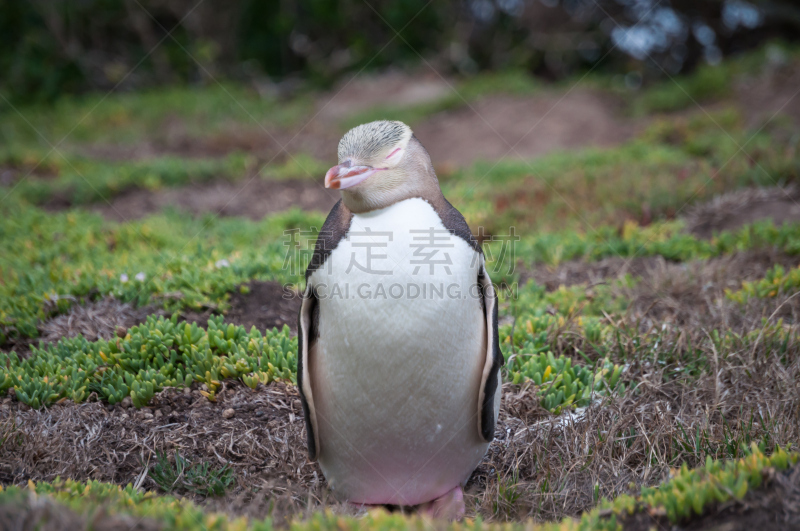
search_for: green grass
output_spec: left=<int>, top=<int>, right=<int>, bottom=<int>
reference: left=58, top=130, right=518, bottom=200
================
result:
left=0, top=203, right=322, bottom=342
left=3, top=233, right=796, bottom=414
left=449, top=109, right=799, bottom=235
left=2, top=149, right=252, bottom=205
left=3, top=190, right=798, bottom=344
left=633, top=64, right=733, bottom=115
left=619, top=42, right=800, bottom=115
left=150, top=451, right=235, bottom=497
left=0, top=83, right=315, bottom=148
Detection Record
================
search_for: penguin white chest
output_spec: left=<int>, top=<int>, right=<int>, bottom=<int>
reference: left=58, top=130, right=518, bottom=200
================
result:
left=308, top=198, right=489, bottom=505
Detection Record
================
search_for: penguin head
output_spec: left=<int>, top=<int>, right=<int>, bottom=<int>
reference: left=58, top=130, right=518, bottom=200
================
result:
left=325, top=120, right=440, bottom=213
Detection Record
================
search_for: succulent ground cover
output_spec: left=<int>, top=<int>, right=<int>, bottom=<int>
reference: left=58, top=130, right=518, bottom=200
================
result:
left=2, top=44, right=800, bottom=529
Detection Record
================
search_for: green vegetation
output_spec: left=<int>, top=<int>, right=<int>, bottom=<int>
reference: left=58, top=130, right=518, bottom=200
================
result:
left=726, top=264, right=800, bottom=303
left=0, top=204, right=322, bottom=342
left=1, top=315, right=296, bottom=408
left=2, top=149, right=251, bottom=206
left=4, top=243, right=795, bottom=413
left=0, top=83, right=314, bottom=147
left=507, top=352, right=625, bottom=413
left=4, top=187, right=797, bottom=344
left=451, top=109, right=800, bottom=235
left=596, top=445, right=797, bottom=527
left=629, top=43, right=800, bottom=115
left=2, top=446, right=795, bottom=530
left=2, top=42, right=800, bottom=528
left=634, top=64, right=732, bottom=114
left=150, top=451, right=235, bottom=497
left=486, top=218, right=800, bottom=283
left=0, top=309, right=625, bottom=414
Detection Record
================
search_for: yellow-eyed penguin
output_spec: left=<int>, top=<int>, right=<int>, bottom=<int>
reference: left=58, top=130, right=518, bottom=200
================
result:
left=297, top=120, right=502, bottom=516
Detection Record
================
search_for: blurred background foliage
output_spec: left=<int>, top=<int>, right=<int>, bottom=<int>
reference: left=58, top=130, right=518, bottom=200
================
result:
left=2, top=0, right=799, bottom=105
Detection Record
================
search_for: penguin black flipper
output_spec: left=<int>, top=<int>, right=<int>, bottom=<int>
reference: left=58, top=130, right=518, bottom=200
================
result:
left=297, top=287, right=319, bottom=460
left=428, top=194, right=503, bottom=443
left=477, top=262, right=503, bottom=442
left=298, top=199, right=353, bottom=461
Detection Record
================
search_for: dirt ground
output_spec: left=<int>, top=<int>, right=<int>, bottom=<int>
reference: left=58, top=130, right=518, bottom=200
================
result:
left=76, top=72, right=639, bottom=170
left=685, top=186, right=800, bottom=239
left=315, top=70, right=452, bottom=122
left=224, top=281, right=301, bottom=333
left=90, top=178, right=339, bottom=222
left=4, top=333, right=799, bottom=525
left=414, top=90, right=637, bottom=166
left=1, top=298, right=165, bottom=359
left=521, top=256, right=663, bottom=291
left=3, top=281, right=299, bottom=359
left=525, top=246, right=800, bottom=290
left=181, top=281, right=301, bottom=334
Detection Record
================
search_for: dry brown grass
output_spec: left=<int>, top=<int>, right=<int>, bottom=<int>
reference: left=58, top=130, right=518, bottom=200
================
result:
left=39, top=297, right=162, bottom=346
left=684, top=186, right=800, bottom=239
left=2, top=231, right=799, bottom=526
left=469, top=253, right=800, bottom=523
left=0, top=382, right=339, bottom=525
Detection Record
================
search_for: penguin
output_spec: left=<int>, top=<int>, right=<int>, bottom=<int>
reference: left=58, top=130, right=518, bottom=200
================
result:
left=297, top=120, right=503, bottom=517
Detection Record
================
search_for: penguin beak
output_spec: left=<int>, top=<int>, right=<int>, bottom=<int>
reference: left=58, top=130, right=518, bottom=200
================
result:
left=324, top=164, right=380, bottom=190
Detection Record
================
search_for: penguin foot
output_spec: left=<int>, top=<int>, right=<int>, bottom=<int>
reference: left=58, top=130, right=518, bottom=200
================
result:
left=420, top=486, right=465, bottom=521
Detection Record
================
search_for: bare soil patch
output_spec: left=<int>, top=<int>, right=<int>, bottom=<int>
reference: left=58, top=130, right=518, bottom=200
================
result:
left=182, top=281, right=301, bottom=334
left=413, top=90, right=637, bottom=167
left=77, top=76, right=638, bottom=170
left=316, top=70, right=452, bottom=122
left=685, top=186, right=800, bottom=239
left=80, top=127, right=284, bottom=162
left=519, top=249, right=800, bottom=300
left=520, top=256, right=663, bottom=291
left=87, top=178, right=338, bottom=222
left=0, top=167, right=23, bottom=187
left=224, top=281, right=300, bottom=333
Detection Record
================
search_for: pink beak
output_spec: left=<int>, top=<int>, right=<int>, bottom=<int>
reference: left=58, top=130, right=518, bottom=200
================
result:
left=324, top=164, right=381, bottom=190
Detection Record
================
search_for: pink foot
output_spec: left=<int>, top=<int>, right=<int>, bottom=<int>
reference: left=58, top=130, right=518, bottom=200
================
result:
left=420, top=486, right=465, bottom=521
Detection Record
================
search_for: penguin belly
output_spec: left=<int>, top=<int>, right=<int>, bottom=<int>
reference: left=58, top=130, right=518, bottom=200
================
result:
left=308, top=198, right=490, bottom=505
